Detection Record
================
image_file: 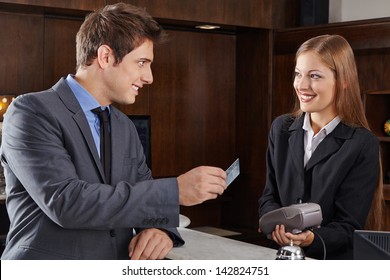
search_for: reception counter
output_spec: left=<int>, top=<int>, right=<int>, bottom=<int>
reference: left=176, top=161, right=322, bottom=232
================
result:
left=167, top=227, right=277, bottom=260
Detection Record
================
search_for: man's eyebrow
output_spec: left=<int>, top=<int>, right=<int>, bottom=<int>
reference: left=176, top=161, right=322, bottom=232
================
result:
left=139, top=58, right=153, bottom=62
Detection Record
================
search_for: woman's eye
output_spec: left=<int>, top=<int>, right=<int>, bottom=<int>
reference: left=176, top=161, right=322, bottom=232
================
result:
left=294, top=72, right=301, bottom=78
left=310, top=73, right=321, bottom=79
left=138, top=61, right=145, bottom=67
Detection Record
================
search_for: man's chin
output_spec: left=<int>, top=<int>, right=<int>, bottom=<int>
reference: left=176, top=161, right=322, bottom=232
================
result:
left=111, top=99, right=136, bottom=107
left=119, top=98, right=136, bottom=105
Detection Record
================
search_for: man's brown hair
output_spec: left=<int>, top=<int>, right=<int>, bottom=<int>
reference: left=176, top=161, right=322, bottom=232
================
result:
left=76, top=2, right=166, bottom=70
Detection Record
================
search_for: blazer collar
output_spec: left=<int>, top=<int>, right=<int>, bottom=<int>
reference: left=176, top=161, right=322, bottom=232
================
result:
left=287, top=113, right=355, bottom=172
left=52, top=78, right=83, bottom=114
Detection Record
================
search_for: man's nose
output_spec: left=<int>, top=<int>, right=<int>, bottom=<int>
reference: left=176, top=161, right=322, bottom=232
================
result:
left=141, top=68, right=153, bottom=84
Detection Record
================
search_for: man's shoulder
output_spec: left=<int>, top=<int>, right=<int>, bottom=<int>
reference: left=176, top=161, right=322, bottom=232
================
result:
left=12, top=88, right=55, bottom=107
left=17, top=78, right=67, bottom=102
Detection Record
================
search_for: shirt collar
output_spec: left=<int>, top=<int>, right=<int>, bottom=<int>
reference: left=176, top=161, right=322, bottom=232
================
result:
left=65, top=74, right=110, bottom=112
left=302, top=112, right=341, bottom=136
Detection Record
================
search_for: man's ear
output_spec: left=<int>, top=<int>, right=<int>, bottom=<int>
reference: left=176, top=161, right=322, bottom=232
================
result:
left=97, top=45, right=113, bottom=69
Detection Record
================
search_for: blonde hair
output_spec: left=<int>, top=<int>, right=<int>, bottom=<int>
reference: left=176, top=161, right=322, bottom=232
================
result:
left=293, top=34, right=383, bottom=230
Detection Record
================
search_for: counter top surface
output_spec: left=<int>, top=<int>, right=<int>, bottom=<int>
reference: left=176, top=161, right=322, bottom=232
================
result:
left=167, top=227, right=277, bottom=260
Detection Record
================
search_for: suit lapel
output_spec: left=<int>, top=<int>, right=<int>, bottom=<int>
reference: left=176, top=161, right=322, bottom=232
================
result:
left=52, top=78, right=106, bottom=182
left=305, top=137, right=340, bottom=171
left=110, top=108, right=126, bottom=185
left=288, top=116, right=305, bottom=180
left=305, top=122, right=354, bottom=171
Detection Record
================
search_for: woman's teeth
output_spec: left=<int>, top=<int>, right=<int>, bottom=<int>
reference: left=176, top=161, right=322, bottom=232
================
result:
left=300, top=94, right=315, bottom=101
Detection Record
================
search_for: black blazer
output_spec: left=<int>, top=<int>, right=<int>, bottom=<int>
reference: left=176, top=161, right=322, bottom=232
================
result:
left=259, top=114, right=379, bottom=259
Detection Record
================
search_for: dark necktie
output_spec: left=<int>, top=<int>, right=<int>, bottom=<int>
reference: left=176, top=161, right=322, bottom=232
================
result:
left=92, top=107, right=111, bottom=184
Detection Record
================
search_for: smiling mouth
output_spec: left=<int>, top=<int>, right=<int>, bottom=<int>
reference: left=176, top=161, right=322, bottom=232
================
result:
left=299, top=93, right=316, bottom=102
left=132, top=85, right=139, bottom=91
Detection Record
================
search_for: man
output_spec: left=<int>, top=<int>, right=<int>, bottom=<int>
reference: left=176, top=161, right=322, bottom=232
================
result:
left=0, top=3, right=226, bottom=260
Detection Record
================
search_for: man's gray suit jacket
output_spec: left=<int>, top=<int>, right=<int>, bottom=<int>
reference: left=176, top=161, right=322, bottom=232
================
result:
left=1, top=78, right=183, bottom=259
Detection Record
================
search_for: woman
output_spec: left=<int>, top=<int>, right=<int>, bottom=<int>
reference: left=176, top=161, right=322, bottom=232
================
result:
left=258, top=34, right=383, bottom=260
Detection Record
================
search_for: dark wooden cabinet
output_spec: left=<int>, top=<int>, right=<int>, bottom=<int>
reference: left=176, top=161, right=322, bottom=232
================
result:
left=363, top=90, right=390, bottom=229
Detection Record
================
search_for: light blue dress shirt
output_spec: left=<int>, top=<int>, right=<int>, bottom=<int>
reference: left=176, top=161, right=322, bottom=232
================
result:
left=65, top=74, right=109, bottom=157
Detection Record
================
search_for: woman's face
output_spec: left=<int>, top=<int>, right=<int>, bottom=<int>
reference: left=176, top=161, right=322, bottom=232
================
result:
left=293, top=51, right=337, bottom=121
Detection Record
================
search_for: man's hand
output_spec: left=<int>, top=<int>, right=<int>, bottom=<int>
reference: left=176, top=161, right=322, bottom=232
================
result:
left=128, top=228, right=173, bottom=260
left=177, top=166, right=227, bottom=206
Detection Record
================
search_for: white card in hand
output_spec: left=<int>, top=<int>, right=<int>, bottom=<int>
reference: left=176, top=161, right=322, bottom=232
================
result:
left=226, top=158, right=240, bottom=187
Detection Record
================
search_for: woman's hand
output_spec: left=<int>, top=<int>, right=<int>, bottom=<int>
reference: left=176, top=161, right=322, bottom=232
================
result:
left=271, top=224, right=314, bottom=247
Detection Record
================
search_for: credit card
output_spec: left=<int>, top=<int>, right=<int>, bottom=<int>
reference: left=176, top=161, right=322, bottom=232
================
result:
left=226, top=158, right=240, bottom=187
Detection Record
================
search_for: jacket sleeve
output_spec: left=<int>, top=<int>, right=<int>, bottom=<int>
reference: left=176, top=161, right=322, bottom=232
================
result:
left=258, top=116, right=285, bottom=218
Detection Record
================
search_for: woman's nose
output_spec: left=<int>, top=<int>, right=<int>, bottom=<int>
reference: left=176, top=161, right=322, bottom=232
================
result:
left=295, top=76, right=309, bottom=89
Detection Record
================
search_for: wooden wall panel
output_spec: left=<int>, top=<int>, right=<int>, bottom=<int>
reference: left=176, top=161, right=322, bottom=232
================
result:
left=149, top=29, right=236, bottom=177
left=124, top=0, right=272, bottom=28
left=0, top=0, right=300, bottom=29
left=0, top=0, right=104, bottom=11
left=221, top=28, right=272, bottom=230
left=111, top=0, right=299, bottom=29
left=271, top=54, right=296, bottom=119
left=0, top=11, right=44, bottom=94
left=146, top=29, right=236, bottom=227
left=43, top=16, right=82, bottom=89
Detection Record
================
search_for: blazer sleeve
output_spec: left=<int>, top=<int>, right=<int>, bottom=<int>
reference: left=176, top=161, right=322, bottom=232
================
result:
left=258, top=115, right=289, bottom=218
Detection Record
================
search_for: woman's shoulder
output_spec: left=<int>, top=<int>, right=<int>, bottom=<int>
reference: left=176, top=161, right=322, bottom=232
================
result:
left=272, top=113, right=299, bottom=131
left=352, top=126, right=379, bottom=143
left=337, top=123, right=379, bottom=151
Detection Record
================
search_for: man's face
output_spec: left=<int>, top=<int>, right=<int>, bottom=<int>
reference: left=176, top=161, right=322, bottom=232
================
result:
left=102, top=39, right=154, bottom=105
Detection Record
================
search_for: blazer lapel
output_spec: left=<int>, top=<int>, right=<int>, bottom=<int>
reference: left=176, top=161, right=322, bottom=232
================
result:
left=52, top=78, right=105, bottom=182
left=109, top=108, right=126, bottom=185
left=288, top=116, right=305, bottom=180
left=305, top=122, right=354, bottom=171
